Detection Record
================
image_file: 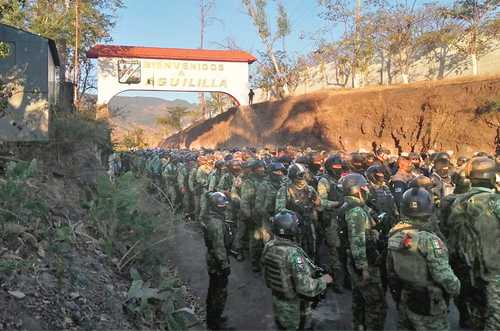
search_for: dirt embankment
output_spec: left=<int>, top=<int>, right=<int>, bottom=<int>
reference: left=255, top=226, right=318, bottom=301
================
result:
left=164, top=76, right=500, bottom=154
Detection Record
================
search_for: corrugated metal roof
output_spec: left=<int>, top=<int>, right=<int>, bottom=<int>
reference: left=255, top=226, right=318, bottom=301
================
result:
left=86, top=44, right=256, bottom=63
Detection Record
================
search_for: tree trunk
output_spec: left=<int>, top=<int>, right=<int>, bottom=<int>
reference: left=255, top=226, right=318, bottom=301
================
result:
left=379, top=51, right=384, bottom=85
left=386, top=57, right=392, bottom=85
left=471, top=52, right=478, bottom=75
left=401, top=72, right=409, bottom=84
left=437, top=50, right=446, bottom=80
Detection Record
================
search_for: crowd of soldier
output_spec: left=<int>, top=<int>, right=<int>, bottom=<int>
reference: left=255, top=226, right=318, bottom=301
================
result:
left=108, top=146, right=499, bottom=331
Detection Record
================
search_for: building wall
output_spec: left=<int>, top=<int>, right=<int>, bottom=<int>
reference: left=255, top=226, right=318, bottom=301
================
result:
left=0, top=24, right=51, bottom=141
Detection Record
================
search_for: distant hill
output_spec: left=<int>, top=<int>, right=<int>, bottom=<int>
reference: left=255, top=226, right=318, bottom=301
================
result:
left=108, top=95, right=200, bottom=147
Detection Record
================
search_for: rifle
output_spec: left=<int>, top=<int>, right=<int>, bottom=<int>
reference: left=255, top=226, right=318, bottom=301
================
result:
left=310, top=265, right=328, bottom=309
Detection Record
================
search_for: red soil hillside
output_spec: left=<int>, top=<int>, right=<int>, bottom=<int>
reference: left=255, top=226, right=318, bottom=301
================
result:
left=163, top=76, right=500, bottom=155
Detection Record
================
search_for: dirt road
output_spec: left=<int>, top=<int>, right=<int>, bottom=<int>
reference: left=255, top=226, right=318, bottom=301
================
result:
left=166, top=221, right=460, bottom=331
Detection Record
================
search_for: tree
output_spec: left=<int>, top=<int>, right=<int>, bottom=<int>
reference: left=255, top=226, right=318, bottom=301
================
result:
left=0, top=0, right=123, bottom=109
left=155, top=106, right=190, bottom=136
left=373, top=2, right=427, bottom=84
left=0, top=42, right=9, bottom=58
left=121, top=128, right=147, bottom=150
left=206, top=92, right=234, bottom=116
left=418, top=4, right=464, bottom=80
left=443, top=0, right=499, bottom=75
left=198, top=0, right=220, bottom=119
left=242, top=0, right=292, bottom=95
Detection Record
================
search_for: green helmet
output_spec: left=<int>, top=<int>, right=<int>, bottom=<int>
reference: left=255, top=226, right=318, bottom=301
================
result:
left=400, top=187, right=433, bottom=218
left=339, top=173, right=368, bottom=196
left=271, top=210, right=301, bottom=238
left=466, top=156, right=496, bottom=182
left=209, top=192, right=229, bottom=209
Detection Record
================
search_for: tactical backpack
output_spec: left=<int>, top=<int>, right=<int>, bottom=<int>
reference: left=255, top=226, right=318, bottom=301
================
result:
left=262, top=240, right=298, bottom=300
left=448, top=189, right=500, bottom=281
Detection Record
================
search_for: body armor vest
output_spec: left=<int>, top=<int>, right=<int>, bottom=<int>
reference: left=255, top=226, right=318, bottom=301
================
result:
left=466, top=192, right=500, bottom=273
left=388, top=223, right=432, bottom=288
left=369, top=184, right=395, bottom=214
left=286, top=185, right=315, bottom=217
left=262, top=240, right=298, bottom=299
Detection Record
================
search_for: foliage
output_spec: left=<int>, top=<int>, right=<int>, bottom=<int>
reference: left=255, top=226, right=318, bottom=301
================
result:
left=155, top=106, right=190, bottom=134
left=206, top=92, right=235, bottom=116
left=0, top=41, right=10, bottom=58
left=121, top=128, right=148, bottom=150
left=51, top=111, right=111, bottom=148
left=87, top=172, right=161, bottom=257
left=243, top=0, right=292, bottom=96
left=124, top=268, right=198, bottom=329
left=0, top=159, right=49, bottom=231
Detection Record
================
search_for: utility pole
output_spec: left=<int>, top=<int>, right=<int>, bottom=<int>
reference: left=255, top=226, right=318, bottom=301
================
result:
left=74, top=0, right=80, bottom=109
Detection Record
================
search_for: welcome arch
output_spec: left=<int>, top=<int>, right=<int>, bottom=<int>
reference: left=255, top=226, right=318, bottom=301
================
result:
left=86, top=45, right=256, bottom=118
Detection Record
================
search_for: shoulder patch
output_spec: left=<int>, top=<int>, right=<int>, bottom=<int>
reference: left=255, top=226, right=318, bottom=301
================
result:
left=292, top=253, right=306, bottom=272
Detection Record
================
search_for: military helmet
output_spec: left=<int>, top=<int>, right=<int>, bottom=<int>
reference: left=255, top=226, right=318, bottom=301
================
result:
left=400, top=187, right=434, bottom=218
left=456, top=156, right=469, bottom=167
left=252, top=159, right=266, bottom=169
left=365, top=164, right=386, bottom=183
left=296, top=155, right=312, bottom=166
left=339, top=173, right=369, bottom=196
left=214, top=160, right=225, bottom=169
left=350, top=152, right=366, bottom=166
left=288, top=163, right=306, bottom=180
left=434, top=152, right=450, bottom=164
left=271, top=210, right=301, bottom=238
left=209, top=192, right=229, bottom=208
left=324, top=154, right=343, bottom=170
left=408, top=175, right=434, bottom=191
left=269, top=162, right=286, bottom=174
left=465, top=156, right=496, bottom=181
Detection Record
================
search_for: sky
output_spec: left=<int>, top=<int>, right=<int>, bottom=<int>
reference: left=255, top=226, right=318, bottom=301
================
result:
left=110, top=0, right=328, bottom=102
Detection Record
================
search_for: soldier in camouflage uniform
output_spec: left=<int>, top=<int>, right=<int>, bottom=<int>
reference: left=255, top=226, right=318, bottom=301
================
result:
left=188, top=155, right=199, bottom=220
left=203, top=192, right=232, bottom=330
left=162, top=155, right=178, bottom=207
left=240, top=160, right=268, bottom=271
left=387, top=187, right=460, bottom=331
left=261, top=162, right=287, bottom=214
left=447, top=156, right=500, bottom=330
left=365, top=164, right=399, bottom=293
left=231, top=160, right=252, bottom=260
left=316, top=155, right=343, bottom=290
left=208, top=160, right=226, bottom=192
left=339, top=173, right=387, bottom=331
left=261, top=210, right=333, bottom=330
left=195, top=156, right=212, bottom=222
left=177, top=156, right=191, bottom=218
left=276, top=163, right=319, bottom=260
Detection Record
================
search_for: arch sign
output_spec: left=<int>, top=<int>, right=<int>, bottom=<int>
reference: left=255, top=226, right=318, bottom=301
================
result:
left=86, top=45, right=256, bottom=117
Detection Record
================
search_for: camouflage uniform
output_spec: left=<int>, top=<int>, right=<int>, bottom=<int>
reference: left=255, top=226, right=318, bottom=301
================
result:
left=275, top=180, right=318, bottom=259
left=261, top=238, right=328, bottom=330
left=240, top=172, right=268, bottom=269
left=208, top=167, right=224, bottom=193
left=203, top=199, right=232, bottom=330
left=448, top=187, right=500, bottom=330
left=343, top=195, right=387, bottom=331
left=188, top=164, right=199, bottom=219
left=316, top=174, right=342, bottom=277
left=231, top=172, right=248, bottom=255
left=162, top=160, right=178, bottom=206
left=177, top=161, right=191, bottom=215
left=196, top=163, right=211, bottom=222
left=387, top=218, right=460, bottom=331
